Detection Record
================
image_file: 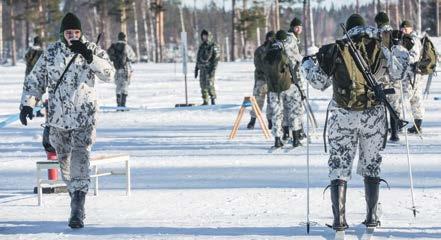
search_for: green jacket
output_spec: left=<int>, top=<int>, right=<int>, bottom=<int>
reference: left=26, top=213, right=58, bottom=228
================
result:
left=196, top=32, right=219, bottom=74
left=254, top=42, right=269, bottom=83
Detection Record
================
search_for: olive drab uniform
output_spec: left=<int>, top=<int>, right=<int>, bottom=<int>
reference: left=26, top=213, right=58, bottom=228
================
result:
left=250, top=43, right=272, bottom=120
left=195, top=31, right=219, bottom=104
left=301, top=25, right=409, bottom=181
left=25, top=45, right=44, bottom=76
left=21, top=37, right=115, bottom=194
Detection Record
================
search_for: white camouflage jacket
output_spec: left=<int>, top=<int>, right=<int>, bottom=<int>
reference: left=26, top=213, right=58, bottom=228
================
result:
left=21, top=37, right=115, bottom=130
left=284, top=31, right=305, bottom=91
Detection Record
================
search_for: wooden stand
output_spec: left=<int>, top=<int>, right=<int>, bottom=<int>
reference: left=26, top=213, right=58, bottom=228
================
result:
left=229, top=96, right=271, bottom=140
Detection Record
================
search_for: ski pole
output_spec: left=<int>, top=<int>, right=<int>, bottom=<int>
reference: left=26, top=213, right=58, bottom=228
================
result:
left=306, top=74, right=311, bottom=234
left=400, top=80, right=418, bottom=217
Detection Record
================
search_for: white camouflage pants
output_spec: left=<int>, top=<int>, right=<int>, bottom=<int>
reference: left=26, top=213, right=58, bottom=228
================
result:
left=385, top=80, right=402, bottom=118
left=269, top=84, right=304, bottom=137
left=327, top=103, right=387, bottom=181
left=404, top=74, right=425, bottom=119
left=49, top=126, right=96, bottom=194
left=250, top=80, right=272, bottom=120
left=115, top=68, right=131, bottom=95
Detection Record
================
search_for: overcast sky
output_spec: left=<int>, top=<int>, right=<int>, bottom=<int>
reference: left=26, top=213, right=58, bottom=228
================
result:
left=181, top=0, right=396, bottom=10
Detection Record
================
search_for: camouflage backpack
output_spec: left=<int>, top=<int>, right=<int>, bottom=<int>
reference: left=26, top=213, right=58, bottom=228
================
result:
left=262, top=43, right=292, bottom=93
left=418, top=36, right=437, bottom=75
left=331, top=35, right=384, bottom=110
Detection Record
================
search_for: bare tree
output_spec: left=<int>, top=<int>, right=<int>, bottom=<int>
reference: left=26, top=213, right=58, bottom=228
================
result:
left=275, top=0, right=280, bottom=30
left=120, top=0, right=127, bottom=34
left=437, top=0, right=440, bottom=36
left=132, top=0, right=140, bottom=62
left=37, top=0, right=46, bottom=46
left=0, top=0, right=3, bottom=61
left=231, top=0, right=236, bottom=61
left=416, top=0, right=422, bottom=32
left=141, top=0, right=151, bottom=59
left=8, top=0, right=16, bottom=66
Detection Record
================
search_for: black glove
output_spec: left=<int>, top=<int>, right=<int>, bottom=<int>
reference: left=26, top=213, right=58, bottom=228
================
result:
left=69, top=40, right=93, bottom=64
left=302, top=55, right=316, bottom=64
left=409, top=63, right=419, bottom=73
left=373, top=84, right=386, bottom=101
left=300, top=90, right=307, bottom=101
left=194, top=67, right=199, bottom=79
left=20, top=106, right=34, bottom=126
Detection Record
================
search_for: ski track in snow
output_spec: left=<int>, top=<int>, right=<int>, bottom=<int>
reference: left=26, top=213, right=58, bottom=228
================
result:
left=0, top=61, right=440, bottom=239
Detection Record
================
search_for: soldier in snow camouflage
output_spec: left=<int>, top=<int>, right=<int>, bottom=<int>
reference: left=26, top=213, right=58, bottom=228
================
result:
left=19, top=13, right=115, bottom=229
left=375, top=12, right=409, bottom=142
left=195, top=29, right=220, bottom=105
left=283, top=17, right=306, bottom=141
left=400, top=20, right=425, bottom=134
left=107, top=32, right=136, bottom=109
left=270, top=17, right=305, bottom=145
left=301, top=14, right=409, bottom=231
left=247, top=31, right=275, bottom=130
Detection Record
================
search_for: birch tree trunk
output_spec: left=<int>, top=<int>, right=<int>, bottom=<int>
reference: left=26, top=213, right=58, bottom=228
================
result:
left=10, top=0, right=16, bottom=66
left=132, top=1, right=141, bottom=62
left=141, top=0, right=150, bottom=60
left=275, top=0, right=280, bottom=30
left=146, top=0, right=156, bottom=62
left=0, top=0, right=3, bottom=61
left=231, top=0, right=236, bottom=61
left=120, top=0, right=127, bottom=35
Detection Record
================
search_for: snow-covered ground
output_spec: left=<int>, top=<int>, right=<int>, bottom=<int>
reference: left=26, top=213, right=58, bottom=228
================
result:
left=0, top=61, right=441, bottom=239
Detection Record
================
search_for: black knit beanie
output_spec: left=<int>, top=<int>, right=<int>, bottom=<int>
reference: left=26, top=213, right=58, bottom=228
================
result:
left=60, top=12, right=82, bottom=33
left=290, top=17, right=302, bottom=28
left=118, top=32, right=126, bottom=40
left=375, top=12, right=389, bottom=27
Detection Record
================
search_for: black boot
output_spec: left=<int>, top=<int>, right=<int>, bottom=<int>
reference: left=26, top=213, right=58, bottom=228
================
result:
left=274, top=137, right=284, bottom=148
left=363, top=176, right=381, bottom=227
left=267, top=119, right=272, bottom=130
left=121, top=94, right=128, bottom=111
left=298, top=128, right=306, bottom=141
left=389, top=116, right=400, bottom=142
left=68, top=191, right=86, bottom=229
left=292, top=130, right=302, bottom=148
left=116, top=94, right=122, bottom=107
left=211, top=98, right=216, bottom=105
left=282, top=126, right=290, bottom=141
left=408, top=119, right=422, bottom=134
left=247, top=117, right=256, bottom=129
left=330, top=179, right=348, bottom=231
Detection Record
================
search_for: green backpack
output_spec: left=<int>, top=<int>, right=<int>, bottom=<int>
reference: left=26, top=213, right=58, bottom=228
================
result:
left=262, top=43, right=292, bottom=93
left=418, top=36, right=437, bottom=75
left=332, top=35, right=384, bottom=110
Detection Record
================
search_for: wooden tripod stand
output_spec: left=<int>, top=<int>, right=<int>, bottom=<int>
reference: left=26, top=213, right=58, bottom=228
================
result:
left=229, top=96, right=271, bottom=140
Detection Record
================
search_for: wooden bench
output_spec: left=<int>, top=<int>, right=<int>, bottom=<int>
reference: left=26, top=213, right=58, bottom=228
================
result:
left=36, top=154, right=131, bottom=206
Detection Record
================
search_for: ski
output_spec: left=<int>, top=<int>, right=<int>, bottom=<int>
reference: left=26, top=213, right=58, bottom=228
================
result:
left=335, top=230, right=345, bottom=240
left=325, top=224, right=346, bottom=240
left=361, top=203, right=383, bottom=240
left=361, top=227, right=375, bottom=240
left=267, top=146, right=283, bottom=153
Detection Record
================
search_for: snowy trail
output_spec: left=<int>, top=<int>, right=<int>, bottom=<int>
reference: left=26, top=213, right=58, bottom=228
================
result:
left=0, top=62, right=440, bottom=239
